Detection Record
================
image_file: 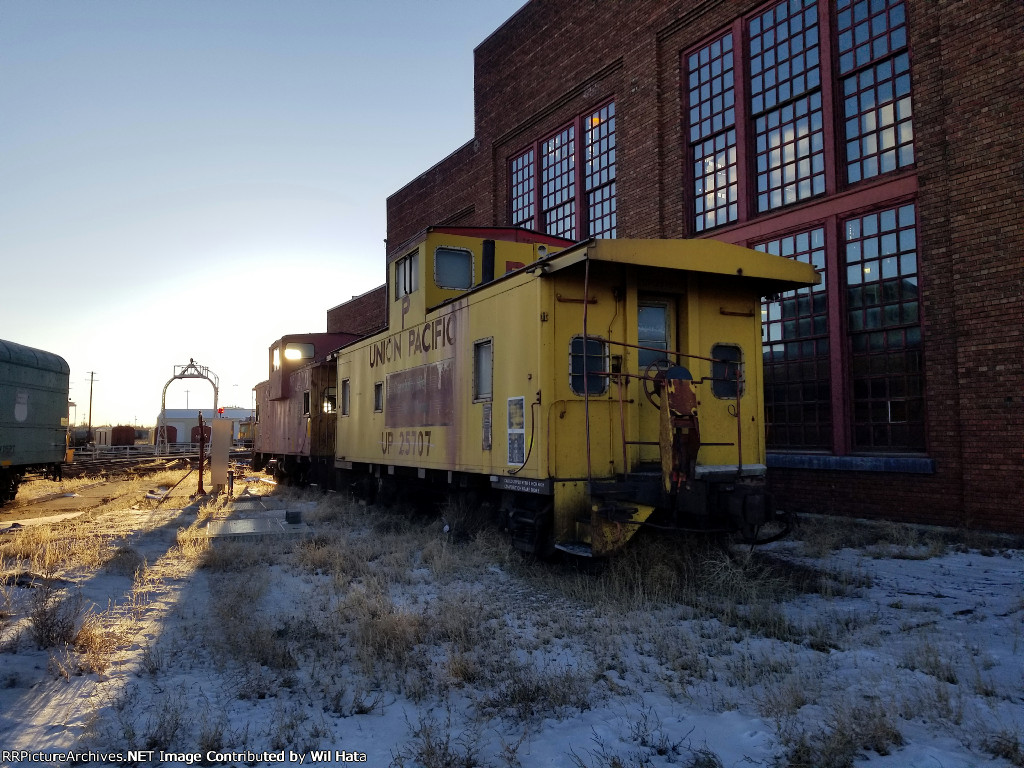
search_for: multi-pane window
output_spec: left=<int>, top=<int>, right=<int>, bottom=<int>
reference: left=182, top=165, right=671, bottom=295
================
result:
left=688, top=33, right=738, bottom=232
left=750, top=0, right=825, bottom=212
left=509, top=101, right=616, bottom=240
left=759, top=228, right=831, bottom=449
left=845, top=203, right=923, bottom=450
left=584, top=102, right=617, bottom=238
left=541, top=126, right=577, bottom=240
left=686, top=1, right=922, bottom=458
left=510, top=150, right=535, bottom=229
left=837, top=0, right=913, bottom=183
left=569, top=336, right=609, bottom=396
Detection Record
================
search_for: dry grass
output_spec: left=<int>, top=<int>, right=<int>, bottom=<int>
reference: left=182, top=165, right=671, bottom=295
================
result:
left=14, top=478, right=1018, bottom=767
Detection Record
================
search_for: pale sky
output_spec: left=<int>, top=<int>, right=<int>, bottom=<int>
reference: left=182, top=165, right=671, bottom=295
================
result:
left=0, top=0, right=524, bottom=427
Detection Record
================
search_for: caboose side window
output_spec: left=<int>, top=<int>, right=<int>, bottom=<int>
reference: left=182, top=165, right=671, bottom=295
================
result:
left=473, top=339, right=493, bottom=401
left=373, top=381, right=384, bottom=412
left=435, top=247, right=474, bottom=290
left=569, top=336, right=609, bottom=396
left=340, top=379, right=350, bottom=416
left=302, top=390, right=311, bottom=416
left=395, top=251, right=419, bottom=299
left=711, top=344, right=744, bottom=399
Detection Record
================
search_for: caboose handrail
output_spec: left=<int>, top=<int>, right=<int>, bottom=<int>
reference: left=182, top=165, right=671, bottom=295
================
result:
left=576, top=334, right=746, bottom=480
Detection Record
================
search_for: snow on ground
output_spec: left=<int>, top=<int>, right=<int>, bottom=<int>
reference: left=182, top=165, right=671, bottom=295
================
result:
left=0, top=484, right=1021, bottom=768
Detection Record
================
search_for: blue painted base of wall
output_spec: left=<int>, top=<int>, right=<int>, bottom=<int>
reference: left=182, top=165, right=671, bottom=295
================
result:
left=767, top=453, right=936, bottom=474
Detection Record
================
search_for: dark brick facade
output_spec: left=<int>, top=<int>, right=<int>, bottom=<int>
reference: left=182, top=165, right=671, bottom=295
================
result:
left=326, top=285, right=387, bottom=338
left=385, top=0, right=1024, bottom=534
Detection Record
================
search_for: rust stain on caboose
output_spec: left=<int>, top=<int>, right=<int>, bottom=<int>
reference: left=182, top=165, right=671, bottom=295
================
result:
left=385, top=360, right=454, bottom=428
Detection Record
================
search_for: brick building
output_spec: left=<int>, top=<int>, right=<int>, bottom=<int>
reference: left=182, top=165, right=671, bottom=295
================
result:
left=381, top=0, right=1023, bottom=533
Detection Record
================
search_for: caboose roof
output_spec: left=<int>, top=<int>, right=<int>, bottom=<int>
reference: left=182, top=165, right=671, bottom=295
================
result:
left=0, top=338, right=70, bottom=375
left=539, top=238, right=820, bottom=294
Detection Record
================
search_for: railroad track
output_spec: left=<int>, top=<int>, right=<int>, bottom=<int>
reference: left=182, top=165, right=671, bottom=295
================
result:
left=63, top=451, right=252, bottom=479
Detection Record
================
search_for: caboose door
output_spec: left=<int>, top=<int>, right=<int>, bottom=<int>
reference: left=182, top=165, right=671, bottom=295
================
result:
left=636, top=298, right=675, bottom=465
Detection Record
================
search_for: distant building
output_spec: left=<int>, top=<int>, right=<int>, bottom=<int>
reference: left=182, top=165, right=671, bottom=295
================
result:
left=155, top=408, right=252, bottom=444
left=377, top=0, right=1024, bottom=534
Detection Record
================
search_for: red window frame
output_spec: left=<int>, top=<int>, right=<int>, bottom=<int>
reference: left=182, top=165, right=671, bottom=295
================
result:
left=683, top=0, right=922, bottom=457
left=509, top=99, right=616, bottom=240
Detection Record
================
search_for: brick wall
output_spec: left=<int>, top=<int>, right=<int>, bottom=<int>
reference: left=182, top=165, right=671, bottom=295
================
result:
left=326, top=285, right=387, bottom=337
left=384, top=0, right=1024, bottom=533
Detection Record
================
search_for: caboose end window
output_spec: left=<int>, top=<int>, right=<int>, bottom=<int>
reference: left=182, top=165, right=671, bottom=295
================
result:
left=569, top=336, right=609, bottom=396
left=711, top=344, right=743, bottom=399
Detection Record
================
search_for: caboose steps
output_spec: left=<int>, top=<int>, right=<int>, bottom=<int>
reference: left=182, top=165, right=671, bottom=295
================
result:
left=554, top=541, right=594, bottom=557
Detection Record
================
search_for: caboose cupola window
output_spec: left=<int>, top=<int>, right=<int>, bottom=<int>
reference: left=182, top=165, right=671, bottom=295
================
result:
left=395, top=250, right=419, bottom=299
left=435, top=247, right=474, bottom=290
left=284, top=343, right=313, bottom=361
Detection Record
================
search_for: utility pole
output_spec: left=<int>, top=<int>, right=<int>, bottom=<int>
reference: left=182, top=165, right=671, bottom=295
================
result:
left=86, top=372, right=98, bottom=443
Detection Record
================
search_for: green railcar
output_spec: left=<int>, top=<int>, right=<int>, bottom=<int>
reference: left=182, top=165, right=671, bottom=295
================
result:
left=0, top=339, right=70, bottom=503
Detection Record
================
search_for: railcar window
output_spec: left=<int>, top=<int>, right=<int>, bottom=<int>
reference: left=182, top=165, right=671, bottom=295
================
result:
left=711, top=344, right=744, bottom=399
left=474, top=340, right=493, bottom=401
left=638, top=303, right=670, bottom=369
left=395, top=251, right=419, bottom=299
left=323, top=387, right=336, bottom=413
left=569, top=336, right=609, bottom=396
left=272, top=347, right=281, bottom=371
left=284, top=343, right=314, bottom=361
left=341, top=380, right=350, bottom=416
left=374, top=382, right=384, bottom=412
left=302, top=391, right=311, bottom=416
left=435, top=247, right=474, bottom=290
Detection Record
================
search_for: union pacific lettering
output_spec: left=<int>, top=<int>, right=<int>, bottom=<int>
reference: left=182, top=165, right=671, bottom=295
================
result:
left=369, top=315, right=456, bottom=367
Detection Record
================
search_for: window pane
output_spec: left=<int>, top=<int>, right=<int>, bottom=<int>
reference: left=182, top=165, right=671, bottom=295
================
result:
left=585, top=102, right=617, bottom=237
left=687, top=32, right=737, bottom=231
left=474, top=341, right=493, bottom=400
left=711, top=344, right=744, bottom=399
left=758, top=228, right=831, bottom=449
left=569, top=337, right=608, bottom=395
left=542, top=125, right=576, bottom=240
left=283, top=342, right=314, bottom=361
left=510, top=149, right=535, bottom=229
left=435, top=247, right=473, bottom=289
left=844, top=203, right=924, bottom=451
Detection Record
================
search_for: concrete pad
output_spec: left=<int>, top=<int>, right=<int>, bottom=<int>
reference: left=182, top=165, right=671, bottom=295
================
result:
left=205, top=517, right=310, bottom=540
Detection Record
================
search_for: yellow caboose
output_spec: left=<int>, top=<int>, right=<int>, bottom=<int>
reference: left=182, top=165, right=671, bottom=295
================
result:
left=334, top=227, right=817, bottom=556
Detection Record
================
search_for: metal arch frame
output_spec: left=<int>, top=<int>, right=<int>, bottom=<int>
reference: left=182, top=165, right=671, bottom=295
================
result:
left=156, top=359, right=220, bottom=455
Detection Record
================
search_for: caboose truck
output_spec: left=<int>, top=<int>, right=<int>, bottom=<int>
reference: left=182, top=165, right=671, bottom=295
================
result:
left=332, top=228, right=818, bottom=557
